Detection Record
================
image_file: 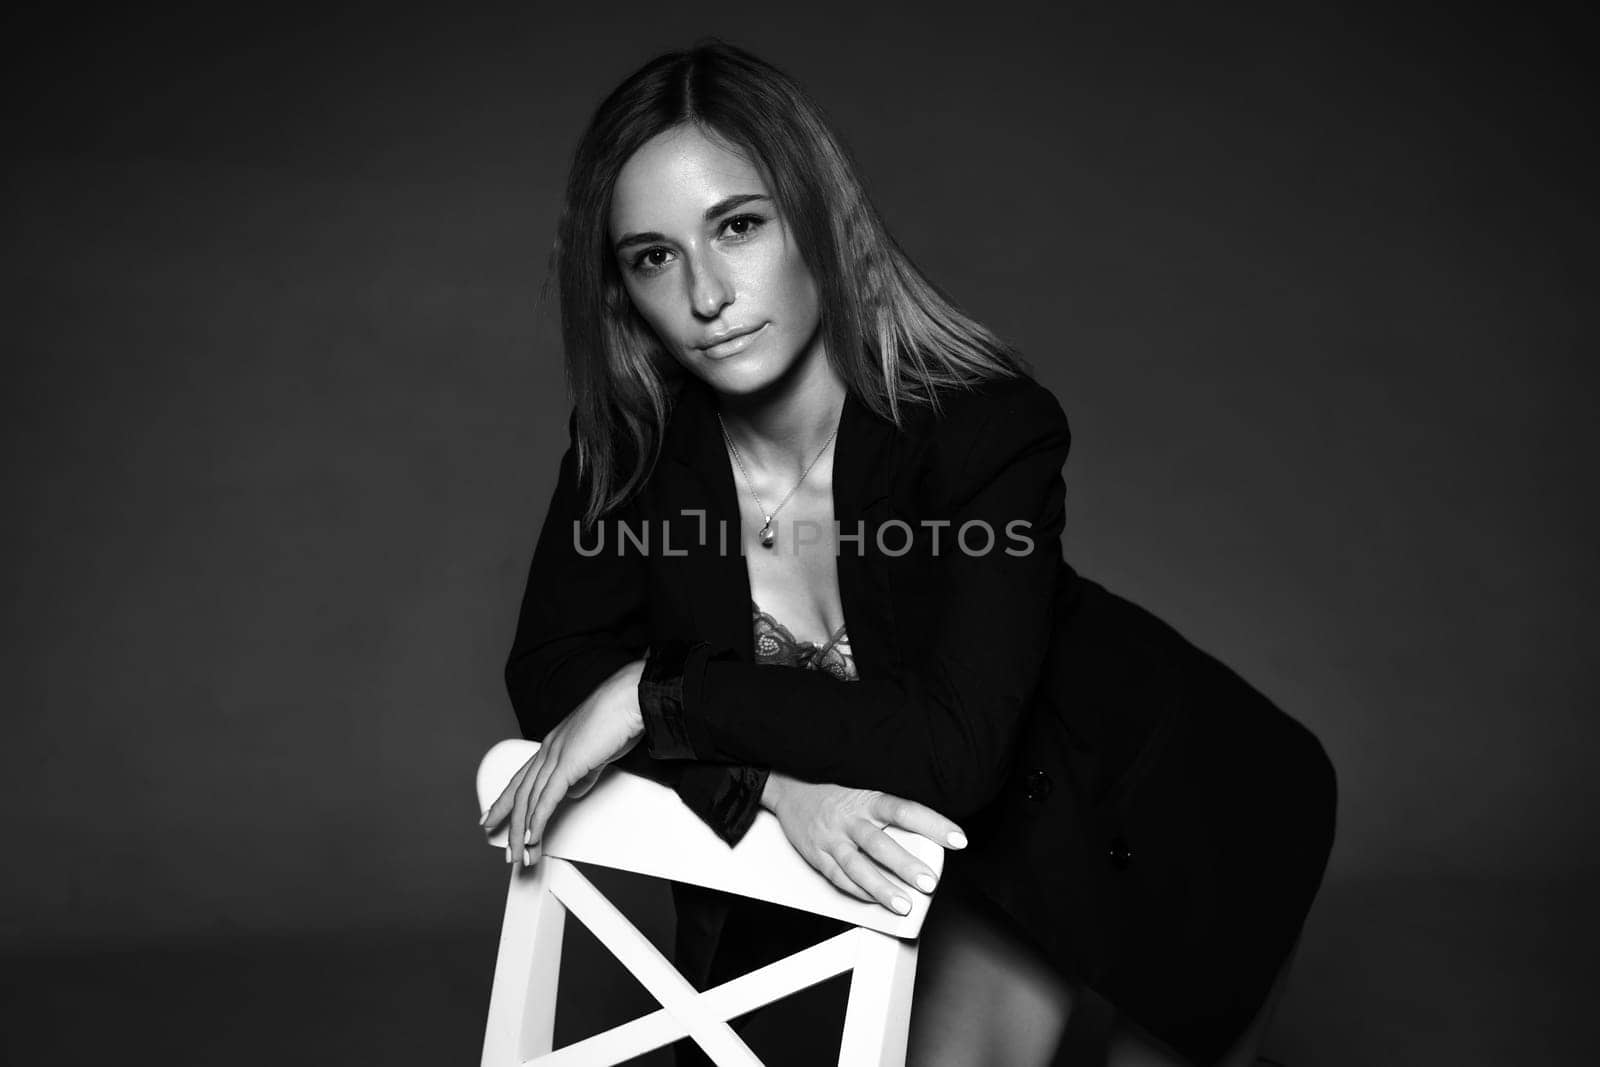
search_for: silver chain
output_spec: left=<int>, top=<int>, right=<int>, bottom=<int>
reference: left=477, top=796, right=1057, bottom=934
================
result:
left=717, top=412, right=839, bottom=548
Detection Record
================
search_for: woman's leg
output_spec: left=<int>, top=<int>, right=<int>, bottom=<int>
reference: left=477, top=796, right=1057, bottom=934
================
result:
left=908, top=884, right=1075, bottom=1067
left=910, top=870, right=1307, bottom=1067
left=910, top=883, right=1211, bottom=1067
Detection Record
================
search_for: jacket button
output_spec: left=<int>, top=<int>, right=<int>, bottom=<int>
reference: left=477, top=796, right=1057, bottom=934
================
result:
left=1023, top=769, right=1053, bottom=802
left=1108, top=836, right=1132, bottom=870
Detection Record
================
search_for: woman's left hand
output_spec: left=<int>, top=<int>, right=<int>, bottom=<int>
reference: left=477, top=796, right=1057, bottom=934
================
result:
left=481, top=658, right=647, bottom=865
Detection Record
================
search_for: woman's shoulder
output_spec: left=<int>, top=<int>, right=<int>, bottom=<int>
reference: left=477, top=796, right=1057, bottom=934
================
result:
left=874, top=372, right=1071, bottom=507
left=900, top=371, right=1071, bottom=453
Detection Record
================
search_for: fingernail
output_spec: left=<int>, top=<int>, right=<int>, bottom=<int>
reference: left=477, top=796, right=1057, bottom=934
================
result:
left=524, top=829, right=532, bottom=845
left=523, top=847, right=532, bottom=866
left=479, top=810, right=490, bottom=827
left=915, top=873, right=937, bottom=893
left=947, top=831, right=968, bottom=849
left=891, top=896, right=911, bottom=915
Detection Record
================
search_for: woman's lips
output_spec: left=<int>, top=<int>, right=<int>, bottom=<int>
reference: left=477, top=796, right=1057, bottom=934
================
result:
left=698, top=322, right=768, bottom=358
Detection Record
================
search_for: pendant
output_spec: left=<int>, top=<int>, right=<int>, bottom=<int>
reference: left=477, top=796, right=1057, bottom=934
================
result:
left=759, top=518, right=776, bottom=549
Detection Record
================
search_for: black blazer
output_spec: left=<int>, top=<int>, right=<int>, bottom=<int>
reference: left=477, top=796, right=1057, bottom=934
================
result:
left=506, top=371, right=1336, bottom=1062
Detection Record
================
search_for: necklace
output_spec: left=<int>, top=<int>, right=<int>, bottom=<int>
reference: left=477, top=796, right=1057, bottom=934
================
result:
left=717, top=412, right=839, bottom=550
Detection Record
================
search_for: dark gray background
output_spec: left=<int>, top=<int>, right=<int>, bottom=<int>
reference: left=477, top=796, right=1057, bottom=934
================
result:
left=4, top=2, right=1594, bottom=1064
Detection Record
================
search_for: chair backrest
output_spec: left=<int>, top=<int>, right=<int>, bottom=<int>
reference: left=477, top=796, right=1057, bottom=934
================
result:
left=476, top=739, right=944, bottom=1067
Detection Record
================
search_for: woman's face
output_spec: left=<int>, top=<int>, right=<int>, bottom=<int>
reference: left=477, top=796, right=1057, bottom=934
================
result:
left=608, top=125, right=823, bottom=397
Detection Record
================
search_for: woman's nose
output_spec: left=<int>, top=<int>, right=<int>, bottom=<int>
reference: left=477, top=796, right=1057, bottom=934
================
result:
left=688, top=260, right=733, bottom=320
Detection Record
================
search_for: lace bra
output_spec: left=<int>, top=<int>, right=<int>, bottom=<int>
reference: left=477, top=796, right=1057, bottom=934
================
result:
left=752, top=599, right=859, bottom=682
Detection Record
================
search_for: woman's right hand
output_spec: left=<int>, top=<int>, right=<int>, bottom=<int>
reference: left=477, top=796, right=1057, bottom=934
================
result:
left=760, top=771, right=968, bottom=914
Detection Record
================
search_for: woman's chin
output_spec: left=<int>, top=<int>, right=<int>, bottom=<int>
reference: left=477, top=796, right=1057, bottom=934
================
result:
left=694, top=356, right=786, bottom=398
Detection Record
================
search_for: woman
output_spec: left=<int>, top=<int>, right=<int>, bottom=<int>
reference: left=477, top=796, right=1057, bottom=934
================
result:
left=481, top=40, right=1336, bottom=1066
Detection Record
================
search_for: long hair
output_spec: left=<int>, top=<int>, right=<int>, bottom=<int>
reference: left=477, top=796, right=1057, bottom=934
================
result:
left=556, top=38, right=1030, bottom=525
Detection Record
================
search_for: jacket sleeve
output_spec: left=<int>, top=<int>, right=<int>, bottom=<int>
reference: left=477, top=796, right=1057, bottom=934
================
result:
left=639, top=382, right=1071, bottom=820
left=504, top=410, right=769, bottom=846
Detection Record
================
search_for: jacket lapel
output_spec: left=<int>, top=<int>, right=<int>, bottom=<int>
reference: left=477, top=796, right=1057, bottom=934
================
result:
left=832, top=387, right=899, bottom=683
left=660, top=374, right=901, bottom=680
left=660, top=377, right=755, bottom=661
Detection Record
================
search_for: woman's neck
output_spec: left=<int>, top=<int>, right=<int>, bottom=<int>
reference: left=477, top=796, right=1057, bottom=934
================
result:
left=714, top=354, right=848, bottom=477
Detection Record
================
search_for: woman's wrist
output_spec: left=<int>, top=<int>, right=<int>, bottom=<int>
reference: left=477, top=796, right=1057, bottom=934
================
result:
left=760, top=769, right=786, bottom=811
left=606, top=658, right=647, bottom=738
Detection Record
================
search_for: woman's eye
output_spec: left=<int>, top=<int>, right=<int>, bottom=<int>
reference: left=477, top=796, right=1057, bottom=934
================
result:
left=627, top=216, right=764, bottom=275
left=720, top=214, right=765, bottom=239
left=631, top=247, right=673, bottom=274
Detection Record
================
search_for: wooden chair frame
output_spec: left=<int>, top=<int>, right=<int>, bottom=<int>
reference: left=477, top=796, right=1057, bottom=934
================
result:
left=477, top=739, right=944, bottom=1067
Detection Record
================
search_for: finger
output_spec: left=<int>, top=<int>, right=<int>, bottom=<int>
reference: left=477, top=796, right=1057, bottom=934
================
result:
left=519, top=748, right=564, bottom=861
left=833, top=841, right=913, bottom=915
left=482, top=775, right=516, bottom=833
left=483, top=757, right=534, bottom=831
left=525, top=763, right=574, bottom=851
left=509, top=751, right=545, bottom=864
left=814, top=850, right=876, bottom=905
left=853, top=823, right=939, bottom=895
left=871, top=794, right=967, bottom=850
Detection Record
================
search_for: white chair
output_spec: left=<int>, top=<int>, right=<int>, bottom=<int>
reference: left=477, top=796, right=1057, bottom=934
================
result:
left=476, top=739, right=945, bottom=1067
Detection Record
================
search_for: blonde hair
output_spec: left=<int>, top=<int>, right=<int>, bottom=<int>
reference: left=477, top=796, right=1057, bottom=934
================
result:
left=555, top=38, right=1030, bottom=525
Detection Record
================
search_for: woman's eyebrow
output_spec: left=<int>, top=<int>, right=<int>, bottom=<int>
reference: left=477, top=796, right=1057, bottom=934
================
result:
left=613, top=193, right=771, bottom=253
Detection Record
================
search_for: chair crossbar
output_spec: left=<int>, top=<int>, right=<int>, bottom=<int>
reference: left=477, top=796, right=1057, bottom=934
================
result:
left=530, top=894, right=865, bottom=1067
left=542, top=860, right=762, bottom=1066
